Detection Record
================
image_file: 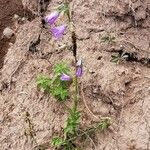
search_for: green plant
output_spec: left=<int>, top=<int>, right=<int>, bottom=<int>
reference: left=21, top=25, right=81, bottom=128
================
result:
left=100, top=32, right=116, bottom=44
left=53, top=62, right=70, bottom=75
left=52, top=118, right=111, bottom=149
left=111, top=51, right=128, bottom=63
left=64, top=109, right=80, bottom=135
left=36, top=76, right=52, bottom=93
left=52, top=137, right=65, bottom=148
left=36, top=0, right=112, bottom=149
left=36, top=63, right=71, bottom=101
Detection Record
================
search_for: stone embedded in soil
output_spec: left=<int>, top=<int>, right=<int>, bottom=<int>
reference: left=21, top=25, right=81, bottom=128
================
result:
left=13, top=14, right=20, bottom=20
left=2, top=27, right=14, bottom=39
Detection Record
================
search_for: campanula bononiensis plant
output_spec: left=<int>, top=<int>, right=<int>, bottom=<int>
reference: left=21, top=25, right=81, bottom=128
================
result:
left=36, top=0, right=111, bottom=149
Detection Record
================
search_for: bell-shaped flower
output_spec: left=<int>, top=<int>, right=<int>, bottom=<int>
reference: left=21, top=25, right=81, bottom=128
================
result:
left=51, top=24, right=66, bottom=39
left=60, top=73, right=71, bottom=81
left=76, top=59, right=83, bottom=77
left=76, top=66, right=83, bottom=77
left=45, top=11, right=59, bottom=25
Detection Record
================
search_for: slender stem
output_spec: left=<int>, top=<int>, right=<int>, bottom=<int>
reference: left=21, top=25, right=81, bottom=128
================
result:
left=64, top=0, right=78, bottom=112
left=63, top=0, right=79, bottom=141
left=65, top=124, right=100, bottom=143
left=64, top=0, right=71, bottom=22
left=73, top=75, right=78, bottom=112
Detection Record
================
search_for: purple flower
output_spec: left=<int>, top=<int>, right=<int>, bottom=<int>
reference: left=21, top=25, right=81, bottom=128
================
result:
left=45, top=11, right=59, bottom=25
left=60, top=73, right=71, bottom=81
left=76, top=66, right=83, bottom=77
left=76, top=60, right=83, bottom=77
left=51, top=25, right=66, bottom=39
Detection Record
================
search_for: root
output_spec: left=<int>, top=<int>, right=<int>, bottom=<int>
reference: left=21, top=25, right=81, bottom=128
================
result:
left=81, top=83, right=100, bottom=121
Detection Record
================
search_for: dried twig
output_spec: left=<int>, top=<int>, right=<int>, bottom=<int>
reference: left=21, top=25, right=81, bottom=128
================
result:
left=81, top=83, right=100, bottom=121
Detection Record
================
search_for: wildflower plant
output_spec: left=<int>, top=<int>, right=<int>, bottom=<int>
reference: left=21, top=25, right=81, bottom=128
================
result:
left=36, top=0, right=111, bottom=149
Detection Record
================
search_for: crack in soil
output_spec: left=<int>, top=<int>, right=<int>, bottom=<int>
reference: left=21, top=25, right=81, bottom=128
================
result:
left=114, top=50, right=150, bottom=67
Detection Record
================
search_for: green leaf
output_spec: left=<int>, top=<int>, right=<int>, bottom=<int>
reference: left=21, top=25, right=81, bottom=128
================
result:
left=64, top=109, right=80, bottom=135
left=52, top=137, right=65, bottom=147
left=36, top=62, right=71, bottom=101
left=36, top=75, right=52, bottom=92
left=60, top=89, right=68, bottom=100
left=54, top=63, right=70, bottom=75
left=98, top=118, right=111, bottom=130
left=52, top=86, right=69, bottom=101
left=56, top=3, right=70, bottom=16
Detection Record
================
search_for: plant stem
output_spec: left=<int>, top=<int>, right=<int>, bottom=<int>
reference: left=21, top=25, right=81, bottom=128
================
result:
left=64, top=0, right=71, bottom=22
left=65, top=122, right=106, bottom=143
left=64, top=0, right=78, bottom=112
left=66, top=118, right=111, bottom=144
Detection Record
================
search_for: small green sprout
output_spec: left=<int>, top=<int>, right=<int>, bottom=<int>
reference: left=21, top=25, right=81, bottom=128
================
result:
left=97, top=117, right=111, bottom=130
left=100, top=32, right=116, bottom=44
left=51, top=107, right=81, bottom=149
left=111, top=51, right=129, bottom=63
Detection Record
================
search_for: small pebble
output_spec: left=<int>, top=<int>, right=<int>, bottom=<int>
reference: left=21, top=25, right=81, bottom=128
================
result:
left=21, top=17, right=27, bottom=22
left=13, top=14, right=19, bottom=20
left=3, top=27, right=14, bottom=39
left=9, top=43, right=13, bottom=46
left=89, top=68, right=96, bottom=74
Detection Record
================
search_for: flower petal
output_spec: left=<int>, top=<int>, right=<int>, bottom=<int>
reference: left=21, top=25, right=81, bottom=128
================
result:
left=76, top=66, right=83, bottom=77
left=45, top=11, right=59, bottom=25
left=60, top=73, right=71, bottom=81
left=51, top=24, right=66, bottom=39
left=76, top=59, right=83, bottom=77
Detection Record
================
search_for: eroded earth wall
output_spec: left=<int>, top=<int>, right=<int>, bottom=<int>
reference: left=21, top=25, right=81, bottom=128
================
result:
left=0, top=0, right=150, bottom=150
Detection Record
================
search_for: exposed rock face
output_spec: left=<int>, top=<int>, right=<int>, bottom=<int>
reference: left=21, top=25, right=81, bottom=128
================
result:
left=3, top=27, right=14, bottom=39
left=0, top=0, right=150, bottom=150
left=0, top=0, right=23, bottom=36
left=0, top=0, right=23, bottom=69
left=22, top=0, right=38, bottom=15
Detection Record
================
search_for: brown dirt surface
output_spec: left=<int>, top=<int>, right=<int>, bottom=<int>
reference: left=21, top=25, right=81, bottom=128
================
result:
left=0, top=0, right=23, bottom=69
left=0, top=0, right=150, bottom=150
